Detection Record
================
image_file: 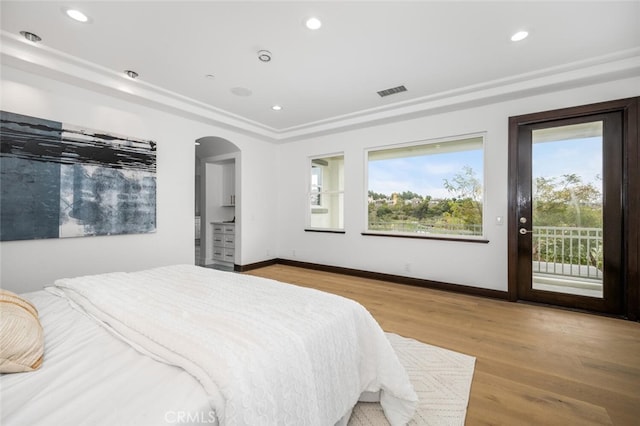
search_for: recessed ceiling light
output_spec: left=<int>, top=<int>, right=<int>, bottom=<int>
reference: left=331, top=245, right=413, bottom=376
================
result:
left=195, top=141, right=201, bottom=146
left=511, top=30, right=529, bottom=42
left=66, top=9, right=89, bottom=23
left=305, top=17, right=322, bottom=30
left=124, top=70, right=139, bottom=79
left=20, top=31, right=41, bottom=43
left=271, top=105, right=283, bottom=111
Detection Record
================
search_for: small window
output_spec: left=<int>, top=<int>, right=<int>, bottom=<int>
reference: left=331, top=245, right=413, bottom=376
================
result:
left=308, top=154, right=344, bottom=231
left=366, top=134, right=484, bottom=239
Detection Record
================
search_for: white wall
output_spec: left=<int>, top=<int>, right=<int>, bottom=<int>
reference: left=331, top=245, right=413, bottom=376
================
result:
left=2, top=63, right=636, bottom=295
left=0, top=65, right=277, bottom=293
left=275, top=76, right=640, bottom=292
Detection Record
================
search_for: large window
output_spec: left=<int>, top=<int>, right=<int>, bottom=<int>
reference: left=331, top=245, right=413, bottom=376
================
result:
left=366, top=135, right=484, bottom=239
left=308, top=154, right=344, bottom=231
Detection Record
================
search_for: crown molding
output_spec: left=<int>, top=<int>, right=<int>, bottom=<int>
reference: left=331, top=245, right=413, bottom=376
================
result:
left=2, top=30, right=639, bottom=143
left=275, top=48, right=640, bottom=142
left=0, top=31, right=281, bottom=141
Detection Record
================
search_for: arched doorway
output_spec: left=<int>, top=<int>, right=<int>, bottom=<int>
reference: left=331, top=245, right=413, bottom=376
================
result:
left=195, top=137, right=240, bottom=270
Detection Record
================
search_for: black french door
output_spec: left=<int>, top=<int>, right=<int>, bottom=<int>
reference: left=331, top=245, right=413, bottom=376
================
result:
left=508, top=98, right=639, bottom=318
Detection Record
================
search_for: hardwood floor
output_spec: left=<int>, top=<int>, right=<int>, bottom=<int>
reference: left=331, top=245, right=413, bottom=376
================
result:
left=245, top=264, right=640, bottom=426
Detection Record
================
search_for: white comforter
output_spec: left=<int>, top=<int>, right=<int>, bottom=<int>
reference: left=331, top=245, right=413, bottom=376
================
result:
left=1, top=290, right=213, bottom=426
left=50, top=265, right=417, bottom=426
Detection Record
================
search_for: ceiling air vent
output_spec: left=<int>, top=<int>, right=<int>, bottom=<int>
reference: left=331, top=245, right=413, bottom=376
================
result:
left=377, top=85, right=407, bottom=97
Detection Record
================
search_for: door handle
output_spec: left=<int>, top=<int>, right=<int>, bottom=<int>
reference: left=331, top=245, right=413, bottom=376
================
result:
left=519, top=228, right=533, bottom=235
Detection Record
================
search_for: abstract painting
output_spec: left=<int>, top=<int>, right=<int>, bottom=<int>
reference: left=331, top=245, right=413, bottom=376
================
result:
left=0, top=111, right=156, bottom=241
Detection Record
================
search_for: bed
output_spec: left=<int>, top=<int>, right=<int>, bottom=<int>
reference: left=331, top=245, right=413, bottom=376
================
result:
left=1, top=264, right=417, bottom=425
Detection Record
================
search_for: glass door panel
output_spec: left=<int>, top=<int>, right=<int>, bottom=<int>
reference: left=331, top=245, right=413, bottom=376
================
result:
left=531, top=122, right=604, bottom=298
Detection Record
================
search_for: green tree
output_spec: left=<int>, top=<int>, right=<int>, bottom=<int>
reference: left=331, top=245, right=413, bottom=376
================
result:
left=413, top=196, right=431, bottom=219
left=427, top=199, right=451, bottom=218
left=399, top=191, right=422, bottom=201
left=533, top=174, right=602, bottom=227
left=443, top=165, right=482, bottom=202
left=532, top=174, right=603, bottom=269
left=442, top=165, right=482, bottom=228
left=376, top=203, right=393, bottom=219
left=368, top=190, right=388, bottom=200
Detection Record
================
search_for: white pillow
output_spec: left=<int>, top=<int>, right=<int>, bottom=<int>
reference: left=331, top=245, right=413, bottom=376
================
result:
left=0, top=289, right=44, bottom=373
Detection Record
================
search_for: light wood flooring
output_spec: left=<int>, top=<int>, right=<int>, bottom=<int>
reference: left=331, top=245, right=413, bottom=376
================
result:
left=245, top=264, right=640, bottom=426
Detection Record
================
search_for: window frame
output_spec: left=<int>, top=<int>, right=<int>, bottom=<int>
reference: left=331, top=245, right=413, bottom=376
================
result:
left=306, top=152, right=345, bottom=233
left=363, top=133, right=488, bottom=242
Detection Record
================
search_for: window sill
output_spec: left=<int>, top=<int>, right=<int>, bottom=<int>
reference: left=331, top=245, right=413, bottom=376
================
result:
left=305, top=228, right=346, bottom=234
left=361, top=231, right=489, bottom=243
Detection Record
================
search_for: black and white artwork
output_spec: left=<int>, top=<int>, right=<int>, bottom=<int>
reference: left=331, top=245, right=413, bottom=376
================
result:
left=0, top=111, right=156, bottom=241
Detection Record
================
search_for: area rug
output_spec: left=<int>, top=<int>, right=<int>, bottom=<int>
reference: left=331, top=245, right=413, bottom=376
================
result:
left=349, top=333, right=476, bottom=426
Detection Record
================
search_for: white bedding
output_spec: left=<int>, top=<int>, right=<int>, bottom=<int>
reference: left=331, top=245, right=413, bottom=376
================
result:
left=51, top=265, right=417, bottom=425
left=0, top=290, right=214, bottom=426
left=2, top=265, right=417, bottom=426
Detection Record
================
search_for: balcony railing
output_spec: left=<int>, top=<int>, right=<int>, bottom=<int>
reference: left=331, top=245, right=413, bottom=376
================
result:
left=368, top=221, right=483, bottom=236
left=533, top=226, right=603, bottom=281
left=368, top=222, right=603, bottom=282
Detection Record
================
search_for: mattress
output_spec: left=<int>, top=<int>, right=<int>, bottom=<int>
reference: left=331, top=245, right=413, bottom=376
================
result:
left=0, top=290, right=214, bottom=426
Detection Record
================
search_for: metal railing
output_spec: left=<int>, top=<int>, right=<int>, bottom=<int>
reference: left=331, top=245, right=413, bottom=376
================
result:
left=532, top=226, right=603, bottom=281
left=367, top=222, right=603, bottom=281
left=368, top=221, right=483, bottom=236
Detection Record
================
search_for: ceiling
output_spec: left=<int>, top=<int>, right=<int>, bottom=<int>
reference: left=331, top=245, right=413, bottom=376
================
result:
left=1, top=1, right=639, bottom=142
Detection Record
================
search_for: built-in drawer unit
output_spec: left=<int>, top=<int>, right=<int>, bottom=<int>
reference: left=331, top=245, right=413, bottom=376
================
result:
left=212, top=222, right=235, bottom=264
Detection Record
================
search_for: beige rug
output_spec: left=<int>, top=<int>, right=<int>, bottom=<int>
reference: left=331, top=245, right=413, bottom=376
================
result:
left=349, top=333, right=476, bottom=426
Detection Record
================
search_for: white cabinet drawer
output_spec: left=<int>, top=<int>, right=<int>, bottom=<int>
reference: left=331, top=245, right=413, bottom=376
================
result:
left=223, top=225, right=235, bottom=233
left=222, top=234, right=235, bottom=248
left=213, top=235, right=224, bottom=246
left=223, top=248, right=235, bottom=262
left=212, top=247, right=225, bottom=261
left=212, top=224, right=224, bottom=233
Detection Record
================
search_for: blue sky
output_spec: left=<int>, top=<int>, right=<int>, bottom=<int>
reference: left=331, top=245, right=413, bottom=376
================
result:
left=532, top=137, right=602, bottom=187
left=368, top=149, right=483, bottom=199
left=368, top=137, right=601, bottom=199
